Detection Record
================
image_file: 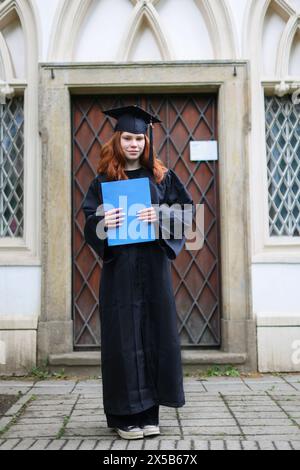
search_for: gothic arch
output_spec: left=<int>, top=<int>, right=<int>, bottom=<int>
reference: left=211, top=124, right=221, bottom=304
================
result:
left=48, top=0, right=237, bottom=62
left=244, top=0, right=300, bottom=78
left=48, top=0, right=89, bottom=61
left=0, top=0, right=39, bottom=80
left=117, top=1, right=173, bottom=61
left=277, top=14, right=300, bottom=77
left=194, top=0, right=237, bottom=59
left=0, top=32, right=14, bottom=81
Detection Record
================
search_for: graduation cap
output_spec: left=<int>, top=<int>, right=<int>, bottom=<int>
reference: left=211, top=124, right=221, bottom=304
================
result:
left=102, top=105, right=161, bottom=171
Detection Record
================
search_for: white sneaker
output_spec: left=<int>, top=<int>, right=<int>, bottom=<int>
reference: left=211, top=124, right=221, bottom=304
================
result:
left=115, top=425, right=144, bottom=440
left=141, top=425, right=160, bottom=437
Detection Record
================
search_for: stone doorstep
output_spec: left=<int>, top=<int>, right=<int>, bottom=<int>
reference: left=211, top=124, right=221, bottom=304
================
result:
left=48, top=351, right=247, bottom=367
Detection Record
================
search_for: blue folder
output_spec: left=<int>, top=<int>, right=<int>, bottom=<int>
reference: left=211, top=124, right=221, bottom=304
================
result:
left=101, top=177, right=156, bottom=246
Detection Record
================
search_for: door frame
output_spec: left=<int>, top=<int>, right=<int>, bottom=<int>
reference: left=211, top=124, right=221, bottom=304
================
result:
left=38, top=61, right=256, bottom=371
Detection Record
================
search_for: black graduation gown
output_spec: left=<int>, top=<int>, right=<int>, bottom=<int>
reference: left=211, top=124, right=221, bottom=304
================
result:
left=82, top=167, right=195, bottom=415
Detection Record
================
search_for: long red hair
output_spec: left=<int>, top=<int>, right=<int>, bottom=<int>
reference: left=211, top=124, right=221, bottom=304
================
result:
left=97, top=131, right=168, bottom=184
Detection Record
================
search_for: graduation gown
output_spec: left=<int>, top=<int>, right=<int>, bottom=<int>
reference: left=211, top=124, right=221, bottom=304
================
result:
left=82, top=166, right=194, bottom=415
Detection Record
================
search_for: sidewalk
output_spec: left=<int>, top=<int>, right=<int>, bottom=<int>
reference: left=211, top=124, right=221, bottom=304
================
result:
left=0, top=374, right=300, bottom=450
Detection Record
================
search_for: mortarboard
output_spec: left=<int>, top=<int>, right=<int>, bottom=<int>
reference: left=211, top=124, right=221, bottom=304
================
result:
left=102, top=105, right=161, bottom=171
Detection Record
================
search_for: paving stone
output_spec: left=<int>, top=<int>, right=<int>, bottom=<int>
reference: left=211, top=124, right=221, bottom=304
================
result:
left=94, top=440, right=113, bottom=450
left=281, top=375, right=300, bottom=383
left=17, top=418, right=65, bottom=425
left=232, top=412, right=287, bottom=419
left=205, top=384, right=250, bottom=390
left=13, top=438, right=36, bottom=450
left=275, top=406, right=300, bottom=412
left=73, top=404, right=101, bottom=410
left=176, top=439, right=193, bottom=450
left=78, top=440, right=97, bottom=450
left=158, top=439, right=176, bottom=450
left=0, top=439, right=21, bottom=450
left=24, top=408, right=70, bottom=419
left=209, top=440, right=225, bottom=450
left=110, top=439, right=128, bottom=450
left=257, top=441, right=276, bottom=450
left=241, top=426, right=299, bottom=435
left=181, top=419, right=236, bottom=426
left=271, top=394, right=300, bottom=399
left=29, top=399, right=76, bottom=406
left=64, top=427, right=114, bottom=437
left=225, top=441, right=242, bottom=450
left=29, top=440, right=51, bottom=450
left=61, top=439, right=82, bottom=450
left=4, top=396, right=33, bottom=416
left=4, top=425, right=61, bottom=439
left=66, top=420, right=108, bottom=428
left=237, top=419, right=293, bottom=426
left=290, top=441, right=300, bottom=450
left=288, top=384, right=300, bottom=391
left=241, top=441, right=259, bottom=450
left=200, top=377, right=245, bottom=383
left=244, top=435, right=300, bottom=441
left=193, top=440, right=209, bottom=450
left=25, top=406, right=73, bottom=414
left=273, top=441, right=292, bottom=450
left=247, top=385, right=296, bottom=392
left=183, top=426, right=241, bottom=436
left=243, top=377, right=285, bottom=384
left=30, top=388, right=75, bottom=395
left=34, top=381, right=76, bottom=387
left=0, top=416, right=12, bottom=429
left=143, top=439, right=160, bottom=450
left=46, top=440, right=67, bottom=450
left=126, top=439, right=144, bottom=450
left=186, top=435, right=237, bottom=441
left=0, top=381, right=34, bottom=387
left=179, top=413, right=232, bottom=419
left=228, top=406, right=281, bottom=412
left=287, top=413, right=300, bottom=419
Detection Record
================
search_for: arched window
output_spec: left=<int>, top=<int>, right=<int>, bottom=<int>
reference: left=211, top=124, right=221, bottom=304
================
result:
left=0, top=0, right=39, bottom=263
left=262, top=0, right=300, bottom=237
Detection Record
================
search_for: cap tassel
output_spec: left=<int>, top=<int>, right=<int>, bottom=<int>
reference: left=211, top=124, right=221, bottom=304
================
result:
left=149, top=120, right=154, bottom=172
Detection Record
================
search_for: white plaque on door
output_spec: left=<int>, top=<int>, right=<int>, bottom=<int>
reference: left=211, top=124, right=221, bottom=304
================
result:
left=190, top=141, right=218, bottom=161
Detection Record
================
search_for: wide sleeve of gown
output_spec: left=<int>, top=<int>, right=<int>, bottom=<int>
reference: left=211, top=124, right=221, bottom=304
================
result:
left=82, top=177, right=115, bottom=264
left=157, top=169, right=195, bottom=261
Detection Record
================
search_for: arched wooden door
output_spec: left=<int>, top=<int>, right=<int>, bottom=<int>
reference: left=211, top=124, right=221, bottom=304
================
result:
left=72, top=94, right=222, bottom=350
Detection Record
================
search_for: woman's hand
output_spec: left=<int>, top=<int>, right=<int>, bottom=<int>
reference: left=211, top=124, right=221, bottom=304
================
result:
left=104, top=208, right=125, bottom=229
left=104, top=207, right=158, bottom=229
left=137, top=207, right=158, bottom=224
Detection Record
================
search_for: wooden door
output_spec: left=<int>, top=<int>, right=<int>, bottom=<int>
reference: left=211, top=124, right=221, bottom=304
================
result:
left=72, top=94, right=222, bottom=349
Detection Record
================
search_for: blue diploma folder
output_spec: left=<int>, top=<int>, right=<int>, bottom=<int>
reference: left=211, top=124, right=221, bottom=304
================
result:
left=101, top=177, right=156, bottom=246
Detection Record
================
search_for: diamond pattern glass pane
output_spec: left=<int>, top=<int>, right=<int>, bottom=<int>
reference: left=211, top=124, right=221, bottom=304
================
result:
left=265, top=96, right=300, bottom=237
left=0, top=97, right=24, bottom=237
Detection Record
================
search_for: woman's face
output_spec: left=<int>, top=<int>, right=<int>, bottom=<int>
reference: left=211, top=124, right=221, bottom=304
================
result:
left=120, top=132, right=145, bottom=163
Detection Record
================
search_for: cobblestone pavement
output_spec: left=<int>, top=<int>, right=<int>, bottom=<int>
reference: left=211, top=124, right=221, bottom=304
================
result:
left=0, top=375, right=300, bottom=450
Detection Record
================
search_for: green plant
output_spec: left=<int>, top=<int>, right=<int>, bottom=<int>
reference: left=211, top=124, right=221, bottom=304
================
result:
left=26, top=361, right=68, bottom=381
left=56, top=415, right=70, bottom=439
left=51, top=369, right=67, bottom=380
left=28, top=366, right=52, bottom=380
left=205, top=365, right=240, bottom=378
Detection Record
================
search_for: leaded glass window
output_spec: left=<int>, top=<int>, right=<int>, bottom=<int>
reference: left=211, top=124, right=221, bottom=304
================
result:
left=265, top=95, right=300, bottom=237
left=0, top=97, right=24, bottom=237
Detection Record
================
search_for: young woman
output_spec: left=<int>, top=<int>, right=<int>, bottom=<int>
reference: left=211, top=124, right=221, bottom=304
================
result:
left=82, top=105, right=194, bottom=440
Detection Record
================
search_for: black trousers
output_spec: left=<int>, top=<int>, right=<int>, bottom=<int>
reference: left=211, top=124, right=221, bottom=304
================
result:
left=106, top=405, right=159, bottom=428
